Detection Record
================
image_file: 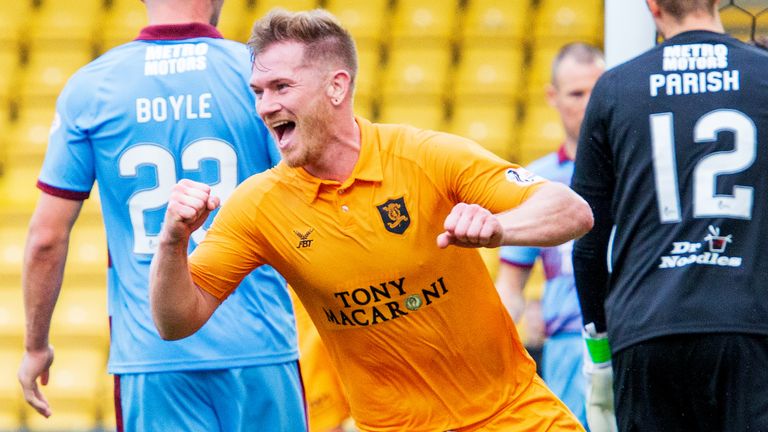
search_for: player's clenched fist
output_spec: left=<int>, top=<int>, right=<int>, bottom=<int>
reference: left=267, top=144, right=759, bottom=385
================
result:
left=162, top=179, right=221, bottom=242
left=437, top=203, right=504, bottom=249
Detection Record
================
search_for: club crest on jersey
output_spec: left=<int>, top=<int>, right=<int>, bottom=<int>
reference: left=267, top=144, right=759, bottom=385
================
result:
left=376, top=197, right=410, bottom=234
left=293, top=228, right=315, bottom=249
left=505, top=167, right=539, bottom=184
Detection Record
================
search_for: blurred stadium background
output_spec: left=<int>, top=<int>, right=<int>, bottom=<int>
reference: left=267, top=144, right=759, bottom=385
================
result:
left=0, top=0, right=764, bottom=430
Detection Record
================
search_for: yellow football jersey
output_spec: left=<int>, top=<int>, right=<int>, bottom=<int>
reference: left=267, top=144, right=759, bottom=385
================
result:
left=190, top=118, right=574, bottom=431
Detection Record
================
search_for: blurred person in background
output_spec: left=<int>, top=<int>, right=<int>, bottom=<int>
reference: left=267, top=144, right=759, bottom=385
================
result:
left=496, top=42, right=605, bottom=430
left=17, top=0, right=305, bottom=430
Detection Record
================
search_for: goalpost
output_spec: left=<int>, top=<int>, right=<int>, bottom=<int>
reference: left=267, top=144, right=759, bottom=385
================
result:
left=604, top=0, right=656, bottom=68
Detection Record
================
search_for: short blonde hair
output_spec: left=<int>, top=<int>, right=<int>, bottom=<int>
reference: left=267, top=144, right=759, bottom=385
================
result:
left=248, top=8, right=358, bottom=84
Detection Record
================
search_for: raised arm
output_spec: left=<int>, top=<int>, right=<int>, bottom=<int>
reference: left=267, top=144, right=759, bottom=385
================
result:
left=18, top=193, right=83, bottom=418
left=149, top=179, right=222, bottom=340
left=437, top=182, right=593, bottom=249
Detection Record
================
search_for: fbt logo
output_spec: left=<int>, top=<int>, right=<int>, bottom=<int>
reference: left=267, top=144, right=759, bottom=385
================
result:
left=658, top=225, right=742, bottom=269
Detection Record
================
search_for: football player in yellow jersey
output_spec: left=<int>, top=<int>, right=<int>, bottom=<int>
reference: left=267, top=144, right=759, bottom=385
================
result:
left=149, top=8, right=594, bottom=432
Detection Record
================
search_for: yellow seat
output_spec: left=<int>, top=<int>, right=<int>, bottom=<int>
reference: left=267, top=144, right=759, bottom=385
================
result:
left=0, top=1, right=31, bottom=49
left=242, top=0, right=320, bottom=39
left=461, top=0, right=530, bottom=46
left=534, top=0, right=603, bottom=44
left=449, top=102, right=518, bottom=159
left=248, top=0, right=319, bottom=27
left=0, top=161, right=42, bottom=211
left=518, top=103, right=564, bottom=165
left=0, top=43, right=21, bottom=102
left=0, top=346, right=24, bottom=432
left=100, top=0, right=147, bottom=50
left=217, top=0, right=251, bottom=42
left=381, top=46, right=452, bottom=101
left=23, top=344, right=107, bottom=432
left=377, top=99, right=446, bottom=132
left=17, top=48, right=93, bottom=107
left=325, top=0, right=389, bottom=45
left=453, top=45, right=524, bottom=102
left=390, top=0, right=459, bottom=45
left=67, top=221, right=108, bottom=272
left=354, top=43, right=382, bottom=102
left=353, top=94, right=374, bottom=121
left=51, top=285, right=109, bottom=346
left=99, top=373, right=117, bottom=432
left=525, top=43, right=561, bottom=91
left=26, top=0, right=103, bottom=51
left=0, top=289, right=25, bottom=347
left=5, top=106, right=55, bottom=161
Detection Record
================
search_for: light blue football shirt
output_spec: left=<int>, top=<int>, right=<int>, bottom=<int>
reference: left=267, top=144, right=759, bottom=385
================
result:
left=38, top=23, right=298, bottom=373
left=499, top=146, right=582, bottom=337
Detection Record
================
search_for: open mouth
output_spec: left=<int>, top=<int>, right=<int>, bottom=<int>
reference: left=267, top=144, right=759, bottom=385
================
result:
left=272, top=120, right=296, bottom=144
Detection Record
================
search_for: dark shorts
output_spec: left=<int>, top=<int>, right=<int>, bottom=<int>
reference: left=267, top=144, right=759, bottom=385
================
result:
left=613, top=333, right=768, bottom=432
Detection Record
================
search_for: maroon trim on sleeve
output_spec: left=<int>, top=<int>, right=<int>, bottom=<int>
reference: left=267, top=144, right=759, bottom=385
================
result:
left=36, top=180, right=90, bottom=200
left=135, top=22, right=223, bottom=41
left=557, top=144, right=572, bottom=165
left=500, top=258, right=535, bottom=269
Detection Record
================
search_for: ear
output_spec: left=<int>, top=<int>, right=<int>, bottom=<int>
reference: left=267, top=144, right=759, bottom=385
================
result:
left=545, top=83, right=558, bottom=108
left=646, top=0, right=662, bottom=18
left=326, top=69, right=352, bottom=106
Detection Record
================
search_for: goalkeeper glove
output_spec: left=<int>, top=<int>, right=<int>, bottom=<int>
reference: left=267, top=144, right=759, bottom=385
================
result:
left=584, top=323, right=617, bottom=432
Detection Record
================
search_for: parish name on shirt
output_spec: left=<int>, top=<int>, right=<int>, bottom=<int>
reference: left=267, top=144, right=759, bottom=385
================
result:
left=650, top=43, right=739, bottom=97
left=323, top=276, right=450, bottom=327
left=144, top=42, right=208, bottom=76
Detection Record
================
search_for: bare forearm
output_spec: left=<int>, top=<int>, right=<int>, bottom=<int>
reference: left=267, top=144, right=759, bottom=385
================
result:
left=22, top=233, right=68, bottom=351
left=149, top=237, right=217, bottom=340
left=498, top=182, right=593, bottom=247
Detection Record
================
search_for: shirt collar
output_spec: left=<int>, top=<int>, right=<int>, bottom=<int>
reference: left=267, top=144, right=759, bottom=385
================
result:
left=288, top=116, right=384, bottom=204
left=557, top=144, right=573, bottom=165
left=135, top=22, right=223, bottom=41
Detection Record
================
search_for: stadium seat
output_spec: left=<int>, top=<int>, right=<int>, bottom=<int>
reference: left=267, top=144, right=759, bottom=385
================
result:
left=534, top=0, right=603, bottom=44
left=453, top=44, right=524, bottom=102
left=389, top=0, right=459, bottom=46
left=51, top=284, right=109, bottom=346
left=5, top=105, right=55, bottom=161
left=217, top=0, right=252, bottom=42
left=525, top=43, right=561, bottom=91
left=100, top=0, right=147, bottom=51
left=22, top=344, right=107, bottom=432
left=449, top=102, right=518, bottom=159
left=99, top=374, right=117, bottom=432
left=17, top=48, right=93, bottom=107
left=354, top=43, right=382, bottom=103
left=0, top=45, right=21, bottom=104
left=353, top=95, right=374, bottom=121
left=325, top=0, right=389, bottom=46
left=0, top=346, right=24, bottom=432
left=0, top=160, right=41, bottom=211
left=249, top=0, right=319, bottom=24
left=0, top=1, right=31, bottom=50
left=518, top=103, right=564, bottom=165
left=0, top=288, right=25, bottom=347
left=461, top=0, right=530, bottom=46
left=67, top=221, right=108, bottom=274
left=380, top=46, right=452, bottom=101
left=25, top=0, right=103, bottom=51
left=377, top=98, right=447, bottom=132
